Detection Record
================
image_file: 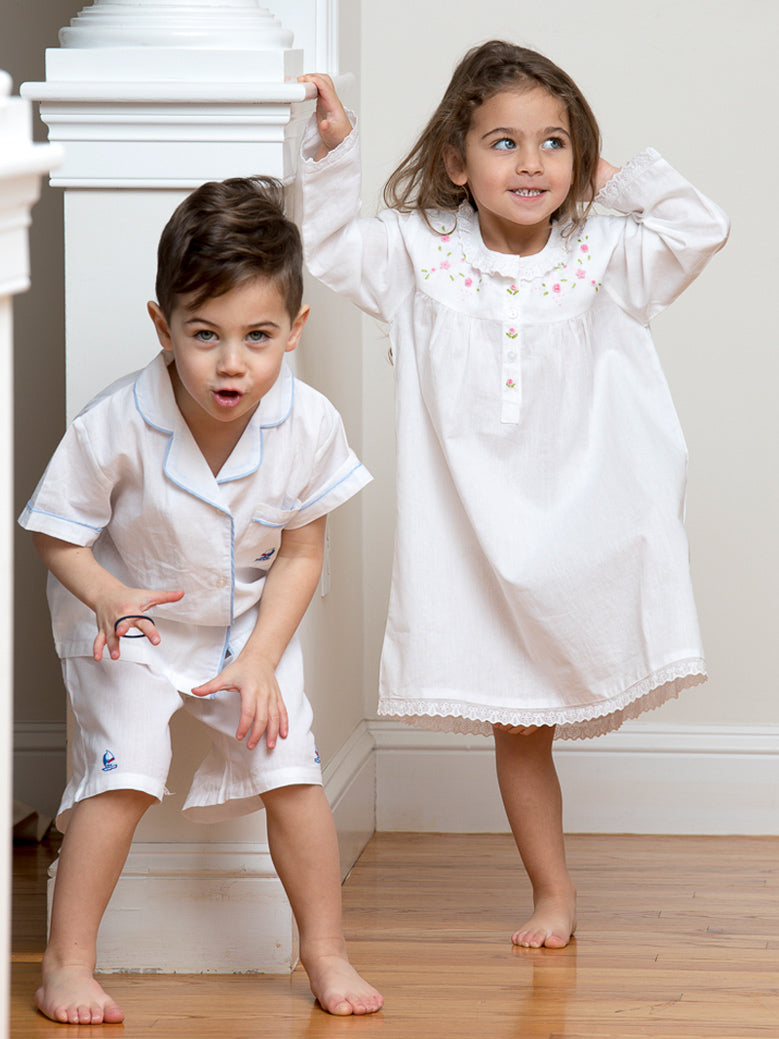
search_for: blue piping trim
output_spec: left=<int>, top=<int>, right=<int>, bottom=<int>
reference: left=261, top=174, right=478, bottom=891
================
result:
left=22, top=505, right=103, bottom=533
left=298, top=462, right=367, bottom=513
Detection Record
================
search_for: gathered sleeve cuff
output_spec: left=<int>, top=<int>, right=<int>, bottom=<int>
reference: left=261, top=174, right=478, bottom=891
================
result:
left=595, top=148, right=730, bottom=323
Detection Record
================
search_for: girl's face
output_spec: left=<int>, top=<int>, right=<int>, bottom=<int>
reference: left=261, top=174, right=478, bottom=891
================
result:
left=445, top=86, right=575, bottom=256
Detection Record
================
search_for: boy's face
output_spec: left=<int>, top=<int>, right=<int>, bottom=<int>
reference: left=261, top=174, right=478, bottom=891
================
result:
left=148, top=277, right=308, bottom=445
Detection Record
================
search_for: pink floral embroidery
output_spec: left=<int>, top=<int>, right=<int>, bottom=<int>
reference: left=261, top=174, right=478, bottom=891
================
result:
left=506, top=328, right=518, bottom=339
left=440, top=234, right=450, bottom=243
left=576, top=268, right=586, bottom=279
left=580, top=243, right=589, bottom=254
left=440, top=260, right=450, bottom=270
left=552, top=284, right=561, bottom=294
left=464, top=277, right=473, bottom=287
left=507, top=284, right=519, bottom=296
left=506, top=378, right=517, bottom=389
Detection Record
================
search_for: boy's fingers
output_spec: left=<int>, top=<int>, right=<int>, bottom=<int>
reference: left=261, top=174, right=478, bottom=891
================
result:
left=147, top=588, right=185, bottom=607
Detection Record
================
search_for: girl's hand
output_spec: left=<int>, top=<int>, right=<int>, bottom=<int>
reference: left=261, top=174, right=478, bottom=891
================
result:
left=93, top=587, right=185, bottom=662
left=594, top=157, right=621, bottom=195
left=298, top=73, right=353, bottom=159
left=190, top=656, right=290, bottom=751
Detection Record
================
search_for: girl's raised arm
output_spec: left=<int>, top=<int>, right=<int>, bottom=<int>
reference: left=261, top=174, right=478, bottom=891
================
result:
left=298, top=74, right=353, bottom=160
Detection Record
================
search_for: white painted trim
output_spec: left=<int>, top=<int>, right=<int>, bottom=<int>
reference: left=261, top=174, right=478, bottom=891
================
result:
left=371, top=720, right=779, bottom=836
left=322, top=720, right=376, bottom=878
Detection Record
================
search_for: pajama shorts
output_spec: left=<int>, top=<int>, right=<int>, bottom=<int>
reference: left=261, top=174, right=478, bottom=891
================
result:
left=56, top=643, right=323, bottom=832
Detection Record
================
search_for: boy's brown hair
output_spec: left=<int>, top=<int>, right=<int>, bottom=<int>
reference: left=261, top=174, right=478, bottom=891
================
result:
left=155, top=176, right=303, bottom=320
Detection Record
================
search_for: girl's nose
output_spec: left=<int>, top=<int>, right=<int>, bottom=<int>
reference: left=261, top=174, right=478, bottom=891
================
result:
left=517, top=147, right=543, bottom=174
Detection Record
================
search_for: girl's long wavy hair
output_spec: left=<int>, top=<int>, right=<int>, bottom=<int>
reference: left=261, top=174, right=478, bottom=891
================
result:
left=383, top=41, right=601, bottom=233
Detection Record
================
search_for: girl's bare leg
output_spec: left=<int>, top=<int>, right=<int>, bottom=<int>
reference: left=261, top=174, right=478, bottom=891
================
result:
left=261, top=784, right=383, bottom=1015
left=35, top=788, right=155, bottom=1024
left=493, top=725, right=577, bottom=948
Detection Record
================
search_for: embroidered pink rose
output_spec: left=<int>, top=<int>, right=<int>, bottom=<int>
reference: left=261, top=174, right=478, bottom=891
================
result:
left=464, top=277, right=472, bottom=287
left=506, top=378, right=517, bottom=389
left=580, top=244, right=589, bottom=254
left=440, top=260, right=450, bottom=270
left=506, top=328, right=518, bottom=339
left=576, top=268, right=586, bottom=279
left=552, top=284, right=561, bottom=294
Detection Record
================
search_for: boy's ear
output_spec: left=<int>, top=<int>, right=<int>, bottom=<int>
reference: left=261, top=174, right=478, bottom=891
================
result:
left=443, top=145, right=468, bottom=187
left=147, top=301, right=173, bottom=351
left=284, top=304, right=310, bottom=354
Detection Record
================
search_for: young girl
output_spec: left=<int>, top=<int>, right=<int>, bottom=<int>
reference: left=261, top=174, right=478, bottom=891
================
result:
left=298, top=41, right=728, bottom=950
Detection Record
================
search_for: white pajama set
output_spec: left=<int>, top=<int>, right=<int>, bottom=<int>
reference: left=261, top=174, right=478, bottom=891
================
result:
left=298, top=116, right=729, bottom=740
left=19, top=351, right=371, bottom=829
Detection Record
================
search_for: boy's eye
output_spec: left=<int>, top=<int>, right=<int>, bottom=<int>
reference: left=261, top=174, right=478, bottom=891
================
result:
left=194, top=329, right=216, bottom=342
left=247, top=330, right=269, bottom=344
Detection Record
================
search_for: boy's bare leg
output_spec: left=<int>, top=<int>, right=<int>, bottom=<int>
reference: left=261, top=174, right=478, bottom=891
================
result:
left=261, top=784, right=384, bottom=1015
left=493, top=725, right=577, bottom=948
left=36, top=788, right=155, bottom=1024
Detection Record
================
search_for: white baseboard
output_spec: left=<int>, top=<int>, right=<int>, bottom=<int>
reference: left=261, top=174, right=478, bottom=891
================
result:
left=322, top=720, right=377, bottom=877
left=371, top=720, right=779, bottom=836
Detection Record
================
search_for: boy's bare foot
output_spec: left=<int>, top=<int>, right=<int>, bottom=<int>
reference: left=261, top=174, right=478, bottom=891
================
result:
left=512, top=889, right=577, bottom=949
left=35, top=965, right=125, bottom=1025
left=302, top=943, right=384, bottom=1016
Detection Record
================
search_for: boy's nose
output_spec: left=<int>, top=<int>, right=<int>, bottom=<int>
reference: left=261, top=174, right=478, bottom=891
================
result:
left=217, top=344, right=246, bottom=374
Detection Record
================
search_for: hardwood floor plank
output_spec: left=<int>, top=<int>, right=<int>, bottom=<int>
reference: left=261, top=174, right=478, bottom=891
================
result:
left=11, top=832, right=779, bottom=1038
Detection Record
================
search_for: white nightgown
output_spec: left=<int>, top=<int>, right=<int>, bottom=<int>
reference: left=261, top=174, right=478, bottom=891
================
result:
left=298, top=117, right=729, bottom=739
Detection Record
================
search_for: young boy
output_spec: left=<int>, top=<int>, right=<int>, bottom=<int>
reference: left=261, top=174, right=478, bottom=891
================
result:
left=19, top=176, right=384, bottom=1024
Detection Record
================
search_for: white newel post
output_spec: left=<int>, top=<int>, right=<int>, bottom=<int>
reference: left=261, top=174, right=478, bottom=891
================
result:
left=0, top=72, right=62, bottom=1036
left=21, top=0, right=340, bottom=974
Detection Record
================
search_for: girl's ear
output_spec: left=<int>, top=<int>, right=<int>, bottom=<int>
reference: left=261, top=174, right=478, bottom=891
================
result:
left=443, top=145, right=468, bottom=187
left=147, top=301, right=173, bottom=351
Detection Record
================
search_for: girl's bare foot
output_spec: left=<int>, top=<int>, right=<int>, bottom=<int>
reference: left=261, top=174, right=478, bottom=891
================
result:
left=302, top=942, right=384, bottom=1015
left=35, top=964, right=125, bottom=1025
left=512, top=888, right=577, bottom=949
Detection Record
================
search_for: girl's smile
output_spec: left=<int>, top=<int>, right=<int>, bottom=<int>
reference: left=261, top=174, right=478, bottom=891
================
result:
left=445, top=86, right=575, bottom=256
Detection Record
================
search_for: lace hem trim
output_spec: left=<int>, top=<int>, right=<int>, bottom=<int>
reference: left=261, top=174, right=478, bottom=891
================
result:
left=595, top=147, right=661, bottom=209
left=377, top=658, right=707, bottom=741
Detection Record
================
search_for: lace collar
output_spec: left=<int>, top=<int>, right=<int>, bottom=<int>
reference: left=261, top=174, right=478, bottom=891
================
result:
left=451, top=204, right=570, bottom=281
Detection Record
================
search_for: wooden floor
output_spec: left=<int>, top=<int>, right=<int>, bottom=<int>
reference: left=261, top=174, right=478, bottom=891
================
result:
left=11, top=831, right=779, bottom=1038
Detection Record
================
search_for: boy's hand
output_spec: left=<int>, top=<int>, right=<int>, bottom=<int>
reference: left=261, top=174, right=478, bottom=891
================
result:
left=190, top=656, right=289, bottom=751
left=298, top=73, right=353, bottom=159
left=93, top=587, right=185, bottom=662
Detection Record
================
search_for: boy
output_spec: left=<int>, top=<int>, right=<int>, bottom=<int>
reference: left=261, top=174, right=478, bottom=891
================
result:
left=19, top=176, right=384, bottom=1023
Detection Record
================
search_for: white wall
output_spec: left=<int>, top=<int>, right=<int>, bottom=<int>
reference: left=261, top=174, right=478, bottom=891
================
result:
left=359, top=0, right=777, bottom=734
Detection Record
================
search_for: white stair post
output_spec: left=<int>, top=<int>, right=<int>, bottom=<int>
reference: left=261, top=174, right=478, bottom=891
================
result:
left=0, top=70, right=63, bottom=1036
left=20, top=0, right=336, bottom=975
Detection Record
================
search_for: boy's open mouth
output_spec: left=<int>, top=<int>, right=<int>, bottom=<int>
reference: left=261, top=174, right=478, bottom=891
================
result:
left=213, top=389, right=242, bottom=406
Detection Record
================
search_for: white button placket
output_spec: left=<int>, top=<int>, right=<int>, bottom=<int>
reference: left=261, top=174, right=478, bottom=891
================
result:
left=501, top=287, right=521, bottom=423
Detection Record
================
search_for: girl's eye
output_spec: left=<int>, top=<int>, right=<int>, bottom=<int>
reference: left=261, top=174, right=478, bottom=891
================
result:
left=247, top=330, right=269, bottom=344
left=542, top=136, right=565, bottom=150
left=492, top=137, right=515, bottom=151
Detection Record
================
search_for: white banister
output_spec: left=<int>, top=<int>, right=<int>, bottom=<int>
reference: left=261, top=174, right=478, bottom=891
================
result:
left=0, top=70, right=62, bottom=1039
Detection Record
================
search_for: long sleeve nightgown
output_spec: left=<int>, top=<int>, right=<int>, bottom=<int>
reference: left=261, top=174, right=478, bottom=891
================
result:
left=298, top=118, right=729, bottom=739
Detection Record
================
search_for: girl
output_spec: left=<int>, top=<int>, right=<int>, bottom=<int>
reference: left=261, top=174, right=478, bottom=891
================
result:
left=298, top=41, right=728, bottom=950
